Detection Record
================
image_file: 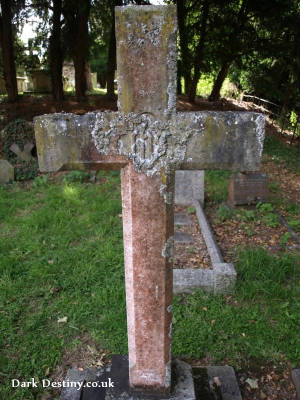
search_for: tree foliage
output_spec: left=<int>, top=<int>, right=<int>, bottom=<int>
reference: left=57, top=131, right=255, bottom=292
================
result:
left=0, top=0, right=298, bottom=115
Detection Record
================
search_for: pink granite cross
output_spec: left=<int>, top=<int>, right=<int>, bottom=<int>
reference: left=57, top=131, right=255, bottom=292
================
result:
left=34, top=5, right=265, bottom=397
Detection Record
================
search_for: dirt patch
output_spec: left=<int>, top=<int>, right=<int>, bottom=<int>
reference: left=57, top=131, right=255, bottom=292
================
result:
left=205, top=207, right=298, bottom=263
left=173, top=205, right=211, bottom=269
left=183, top=357, right=297, bottom=400
left=49, top=333, right=109, bottom=398
left=262, top=155, right=300, bottom=205
left=204, top=151, right=300, bottom=262
left=237, top=365, right=297, bottom=400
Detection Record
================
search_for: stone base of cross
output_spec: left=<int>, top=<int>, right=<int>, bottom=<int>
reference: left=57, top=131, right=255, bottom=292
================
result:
left=34, top=5, right=265, bottom=397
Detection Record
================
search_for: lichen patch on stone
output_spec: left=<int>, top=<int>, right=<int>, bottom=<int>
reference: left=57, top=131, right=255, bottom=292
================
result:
left=162, top=236, right=174, bottom=263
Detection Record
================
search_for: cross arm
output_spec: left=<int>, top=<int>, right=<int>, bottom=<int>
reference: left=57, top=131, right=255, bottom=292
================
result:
left=34, top=111, right=265, bottom=174
left=177, top=111, right=265, bottom=171
left=33, top=112, right=128, bottom=172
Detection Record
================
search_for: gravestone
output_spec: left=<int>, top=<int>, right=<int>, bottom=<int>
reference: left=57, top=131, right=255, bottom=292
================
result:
left=31, top=70, right=51, bottom=92
left=17, top=76, right=27, bottom=92
left=0, top=159, right=14, bottom=183
left=10, top=142, right=34, bottom=162
left=175, top=170, right=204, bottom=205
left=63, top=62, right=75, bottom=90
left=228, top=171, right=269, bottom=205
left=34, top=5, right=265, bottom=397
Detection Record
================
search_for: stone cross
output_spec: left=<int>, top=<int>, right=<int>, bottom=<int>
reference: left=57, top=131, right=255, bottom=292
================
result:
left=34, top=5, right=265, bottom=397
left=10, top=142, right=34, bottom=162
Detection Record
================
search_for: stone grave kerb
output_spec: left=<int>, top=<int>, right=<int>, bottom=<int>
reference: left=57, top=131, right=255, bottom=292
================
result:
left=33, top=5, right=265, bottom=397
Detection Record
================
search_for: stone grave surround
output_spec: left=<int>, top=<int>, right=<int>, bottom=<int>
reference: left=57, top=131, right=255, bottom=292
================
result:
left=34, top=5, right=265, bottom=397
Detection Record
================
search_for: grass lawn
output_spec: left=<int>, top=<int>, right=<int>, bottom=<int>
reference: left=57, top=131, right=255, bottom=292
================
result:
left=0, top=146, right=299, bottom=399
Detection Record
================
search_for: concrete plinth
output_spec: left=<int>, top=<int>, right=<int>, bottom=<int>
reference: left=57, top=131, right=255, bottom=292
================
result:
left=61, top=357, right=196, bottom=400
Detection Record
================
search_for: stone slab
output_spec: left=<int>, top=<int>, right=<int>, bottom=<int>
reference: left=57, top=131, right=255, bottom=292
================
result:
left=175, top=170, right=204, bottom=206
left=228, top=172, right=269, bottom=205
left=194, top=366, right=242, bottom=400
left=174, top=213, right=192, bottom=226
left=60, top=367, right=101, bottom=400
left=206, top=366, right=242, bottom=400
left=173, top=269, right=213, bottom=294
left=61, top=356, right=195, bottom=400
left=292, top=369, right=300, bottom=399
left=174, top=232, right=193, bottom=244
left=0, top=159, right=14, bottom=183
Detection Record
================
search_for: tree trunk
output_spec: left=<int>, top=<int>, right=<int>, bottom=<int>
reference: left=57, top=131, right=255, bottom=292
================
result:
left=208, top=0, right=249, bottom=103
left=177, top=0, right=191, bottom=95
left=106, top=14, right=117, bottom=99
left=73, top=0, right=91, bottom=100
left=49, top=0, right=64, bottom=101
left=279, top=80, right=292, bottom=124
left=0, top=0, right=18, bottom=102
left=106, top=0, right=122, bottom=99
left=188, top=0, right=210, bottom=103
left=85, top=62, right=93, bottom=91
left=98, top=74, right=106, bottom=88
left=209, top=60, right=231, bottom=101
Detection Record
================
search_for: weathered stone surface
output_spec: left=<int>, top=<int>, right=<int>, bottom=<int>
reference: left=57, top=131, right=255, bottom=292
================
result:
left=115, top=6, right=176, bottom=395
left=175, top=170, right=204, bottom=206
left=0, top=159, right=14, bottom=183
left=170, top=359, right=196, bottom=400
left=173, top=269, right=213, bottom=294
left=213, top=263, right=237, bottom=294
left=228, top=171, right=269, bottom=205
left=174, top=213, right=192, bottom=226
left=206, top=366, right=242, bottom=400
left=121, top=166, right=173, bottom=394
left=60, top=367, right=100, bottom=400
left=174, top=231, right=193, bottom=244
left=291, top=369, right=300, bottom=399
left=194, top=200, right=223, bottom=264
left=34, top=111, right=265, bottom=174
left=115, top=5, right=177, bottom=117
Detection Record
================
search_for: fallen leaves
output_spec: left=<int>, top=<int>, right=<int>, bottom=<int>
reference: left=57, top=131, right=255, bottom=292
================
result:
left=238, top=366, right=296, bottom=400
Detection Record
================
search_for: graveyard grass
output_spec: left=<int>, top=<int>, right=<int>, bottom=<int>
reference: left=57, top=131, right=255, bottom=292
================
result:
left=0, top=144, right=299, bottom=399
